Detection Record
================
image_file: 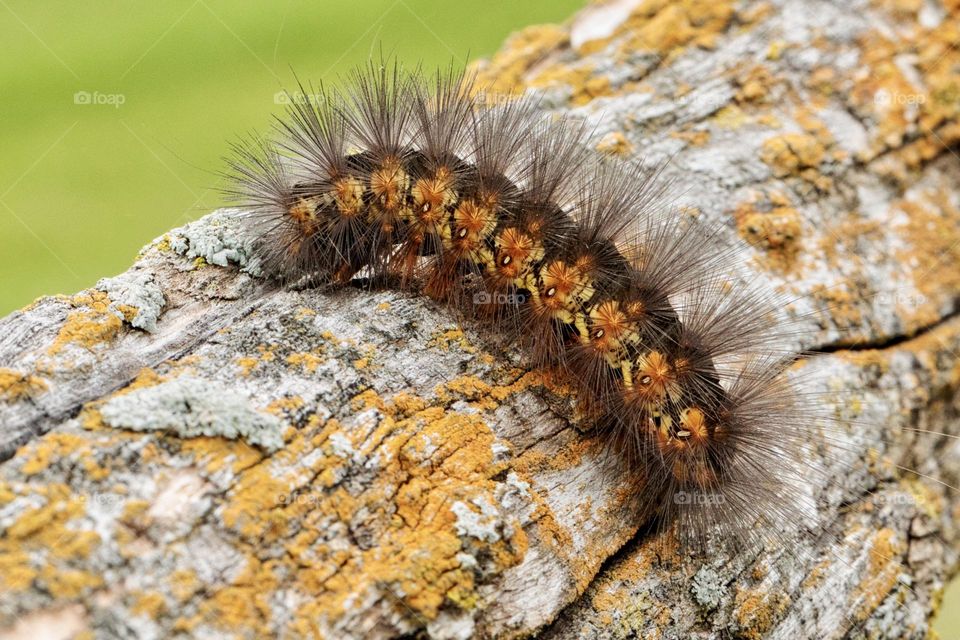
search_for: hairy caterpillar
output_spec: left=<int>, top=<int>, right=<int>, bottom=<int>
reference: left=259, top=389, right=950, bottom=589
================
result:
left=223, top=60, right=817, bottom=553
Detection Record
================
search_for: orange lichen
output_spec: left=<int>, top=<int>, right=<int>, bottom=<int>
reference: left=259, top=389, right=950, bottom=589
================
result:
left=171, top=616, right=201, bottom=633
left=470, top=25, right=570, bottom=94
left=530, top=63, right=611, bottom=105
left=810, top=284, right=865, bottom=335
left=180, top=435, right=266, bottom=474
left=389, top=392, right=429, bottom=417
left=734, top=201, right=802, bottom=270
left=738, top=1, right=774, bottom=25
left=0, top=482, right=14, bottom=506
left=896, top=197, right=960, bottom=332
left=0, top=548, right=36, bottom=591
left=235, top=344, right=277, bottom=377
left=200, top=562, right=280, bottom=637
left=114, top=304, right=140, bottom=324
left=711, top=104, right=753, bottom=129
left=42, top=289, right=133, bottom=356
left=204, top=397, right=527, bottom=634
left=850, top=32, right=919, bottom=157
left=807, top=66, right=839, bottom=97
left=872, top=0, right=923, bottom=18
left=0, top=367, right=48, bottom=402
left=735, top=64, right=776, bottom=104
left=428, top=328, right=478, bottom=353
left=802, top=559, right=832, bottom=590
left=19, top=433, right=91, bottom=476
left=794, top=106, right=834, bottom=143
left=438, top=375, right=493, bottom=401
left=596, top=131, right=635, bottom=156
left=266, top=395, right=305, bottom=417
left=235, top=356, right=258, bottom=376
left=358, top=384, right=493, bottom=419
left=0, top=482, right=104, bottom=598
left=734, top=585, right=790, bottom=640
left=38, top=566, right=105, bottom=599
left=850, top=528, right=906, bottom=622
left=615, top=0, right=735, bottom=57
left=131, top=591, right=167, bottom=618
left=846, top=11, right=960, bottom=167
left=760, top=133, right=826, bottom=179
left=294, top=306, right=317, bottom=320
left=170, top=569, right=202, bottom=603
left=580, top=540, right=660, bottom=635
left=285, top=351, right=325, bottom=373
left=432, top=371, right=547, bottom=414
left=903, top=477, right=941, bottom=519
left=670, top=128, right=711, bottom=146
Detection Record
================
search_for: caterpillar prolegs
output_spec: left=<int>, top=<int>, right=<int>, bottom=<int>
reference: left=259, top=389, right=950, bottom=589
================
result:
left=225, top=62, right=811, bottom=547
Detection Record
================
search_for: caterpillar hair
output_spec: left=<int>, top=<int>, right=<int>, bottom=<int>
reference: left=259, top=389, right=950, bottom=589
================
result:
left=223, top=60, right=819, bottom=552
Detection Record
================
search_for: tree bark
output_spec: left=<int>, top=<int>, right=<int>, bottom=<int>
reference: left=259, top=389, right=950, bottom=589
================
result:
left=2, top=0, right=960, bottom=638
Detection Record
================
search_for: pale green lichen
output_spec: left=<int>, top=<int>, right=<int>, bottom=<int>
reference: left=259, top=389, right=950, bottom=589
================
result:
left=167, top=209, right=263, bottom=276
left=692, top=565, right=725, bottom=609
left=96, top=271, right=166, bottom=333
left=99, top=376, right=284, bottom=452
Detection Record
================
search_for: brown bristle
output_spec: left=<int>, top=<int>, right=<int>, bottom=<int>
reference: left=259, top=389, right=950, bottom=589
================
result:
left=223, top=58, right=818, bottom=560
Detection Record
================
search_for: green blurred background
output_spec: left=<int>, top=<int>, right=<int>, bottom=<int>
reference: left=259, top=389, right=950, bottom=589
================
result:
left=1, top=0, right=957, bottom=634
left=0, top=0, right=584, bottom=316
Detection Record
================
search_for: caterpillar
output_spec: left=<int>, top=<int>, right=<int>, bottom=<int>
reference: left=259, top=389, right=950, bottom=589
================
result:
left=224, top=61, right=818, bottom=551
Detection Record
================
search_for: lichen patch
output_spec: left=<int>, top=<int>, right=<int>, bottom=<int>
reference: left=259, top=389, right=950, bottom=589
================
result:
left=0, top=368, right=48, bottom=403
left=99, top=376, right=285, bottom=452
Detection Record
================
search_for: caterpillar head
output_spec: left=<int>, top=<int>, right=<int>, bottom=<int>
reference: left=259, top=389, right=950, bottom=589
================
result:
left=653, top=406, right=718, bottom=486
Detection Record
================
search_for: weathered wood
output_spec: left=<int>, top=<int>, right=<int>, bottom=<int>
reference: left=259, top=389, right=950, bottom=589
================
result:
left=2, top=0, right=960, bottom=638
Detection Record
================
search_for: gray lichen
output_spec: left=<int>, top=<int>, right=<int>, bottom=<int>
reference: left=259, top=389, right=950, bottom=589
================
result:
left=99, top=376, right=284, bottom=452
left=692, top=565, right=725, bottom=610
left=96, top=271, right=166, bottom=332
left=167, top=208, right=263, bottom=276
